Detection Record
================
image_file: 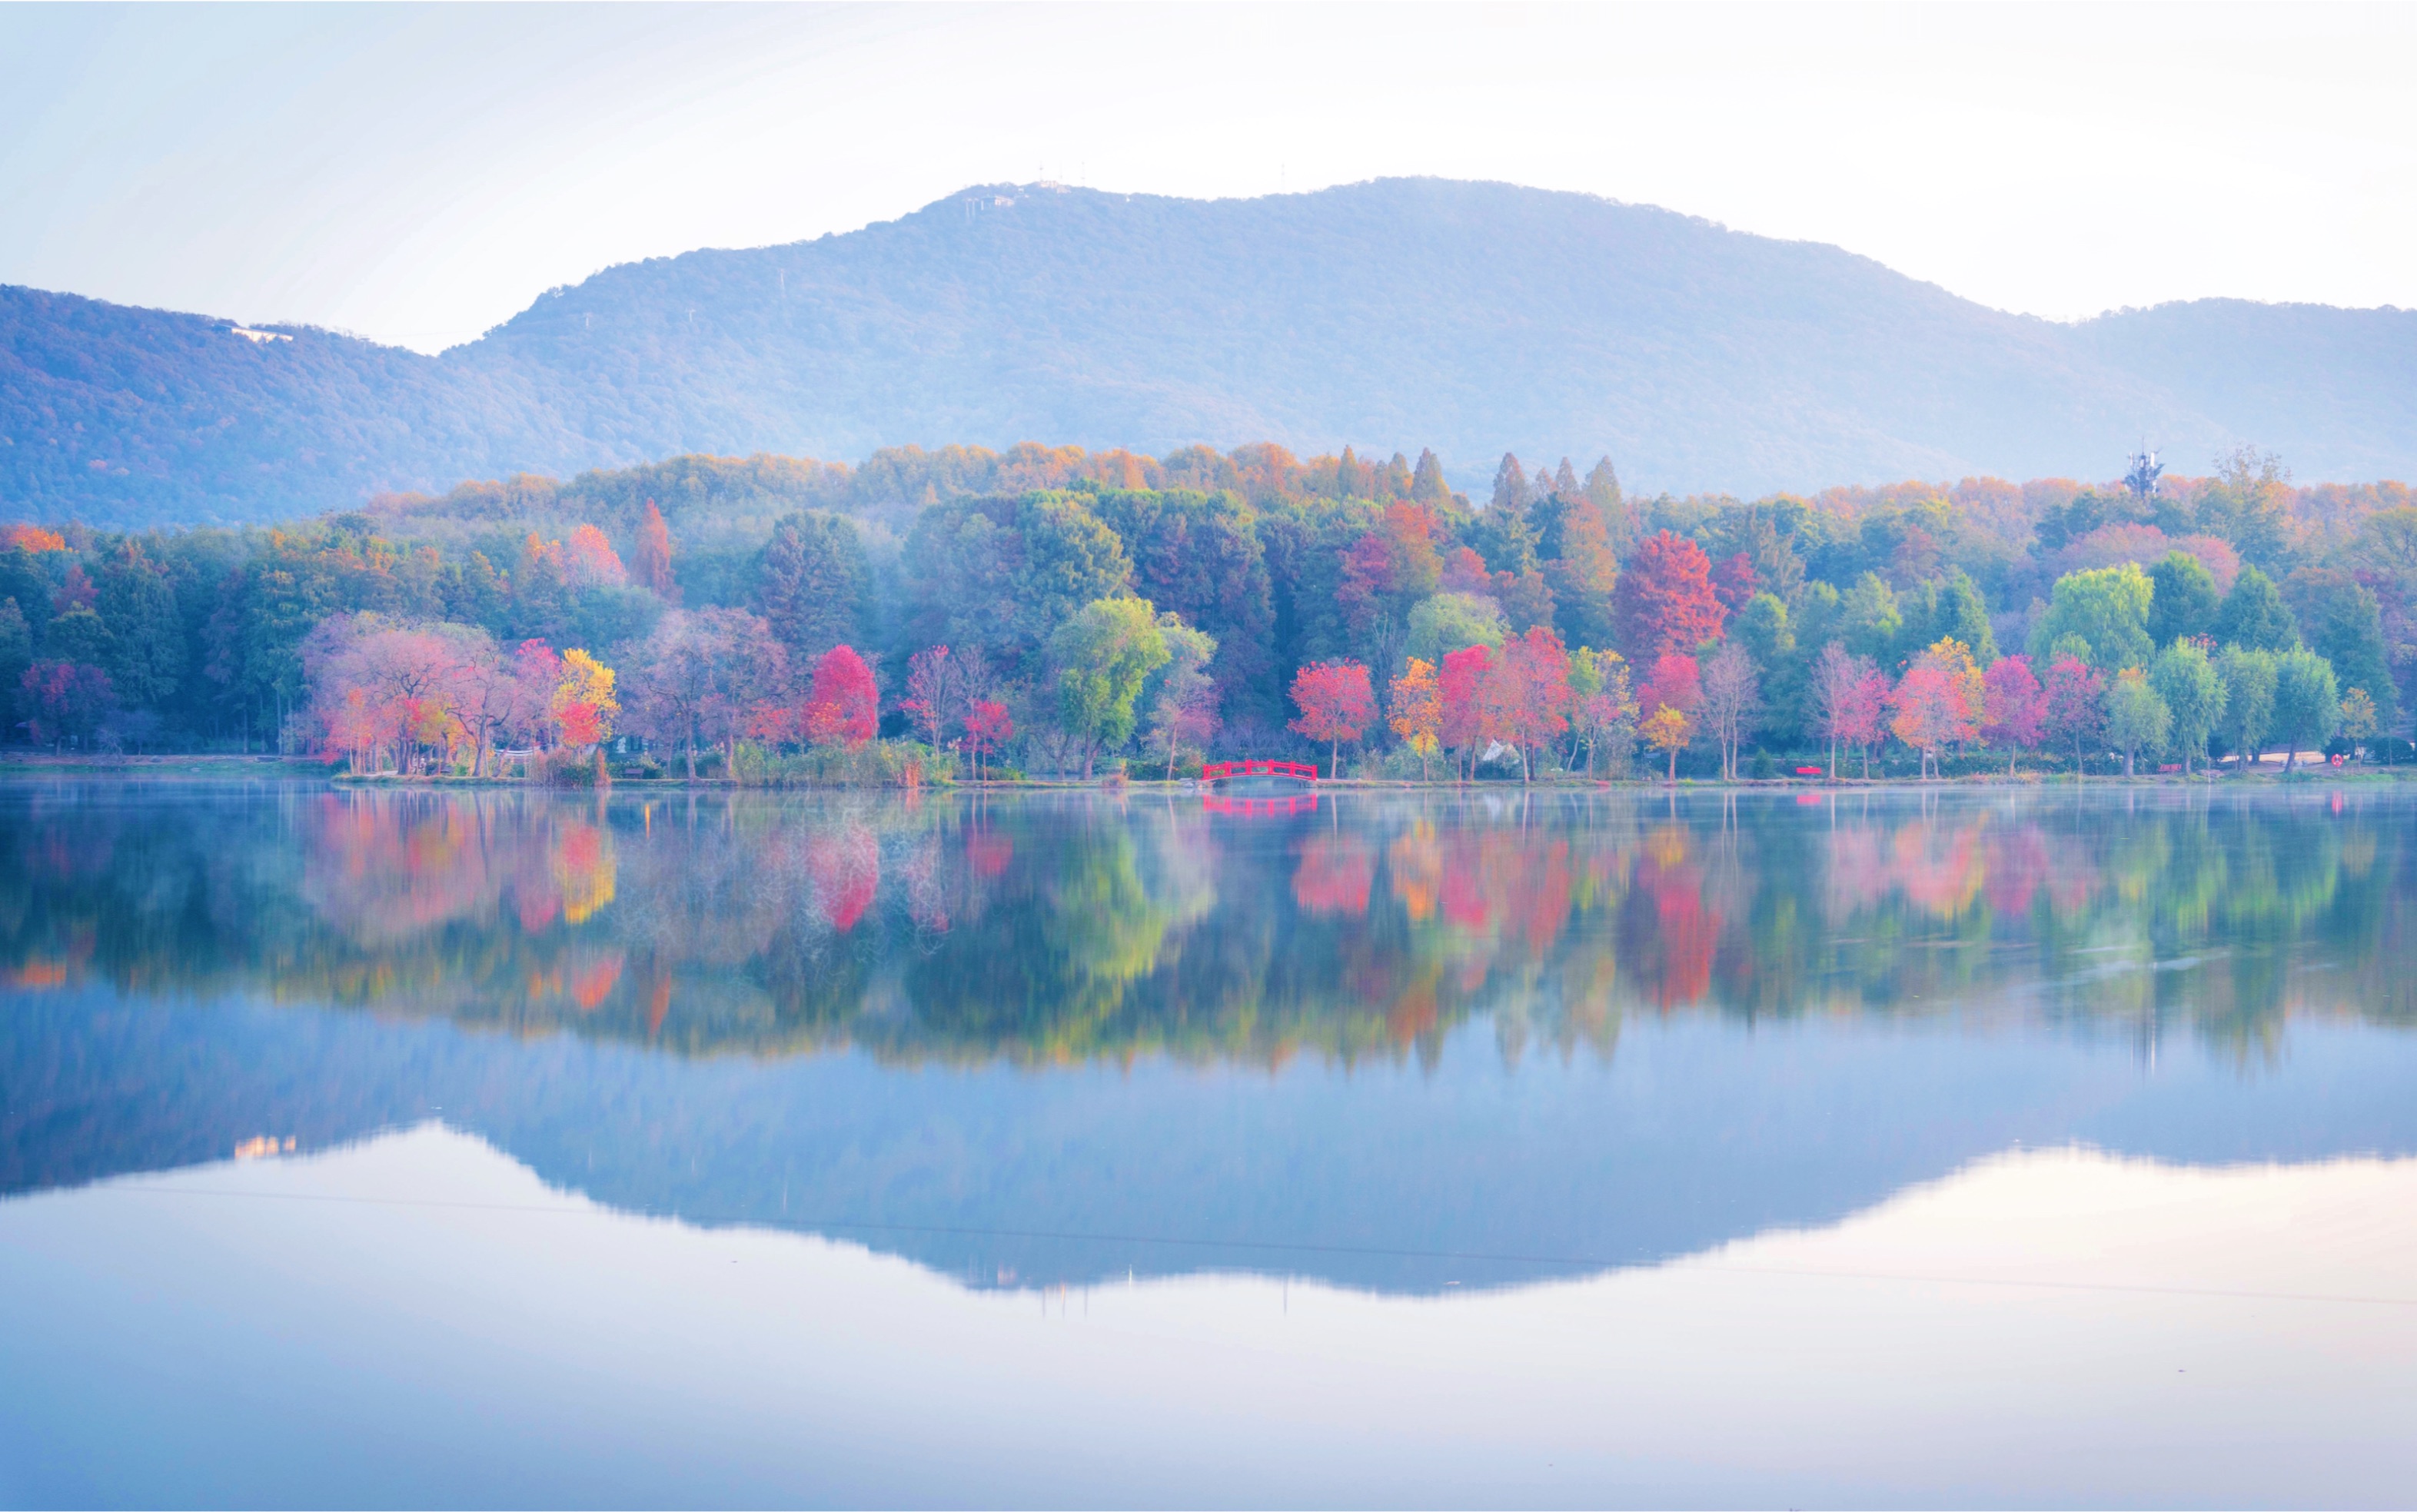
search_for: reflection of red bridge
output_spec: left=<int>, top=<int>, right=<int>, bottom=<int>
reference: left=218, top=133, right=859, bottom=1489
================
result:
left=1202, top=793, right=1321, bottom=817
left=1200, top=759, right=1320, bottom=783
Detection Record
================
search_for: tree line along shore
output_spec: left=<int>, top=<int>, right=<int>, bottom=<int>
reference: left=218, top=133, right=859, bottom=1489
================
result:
left=0, top=440, right=2409, bottom=784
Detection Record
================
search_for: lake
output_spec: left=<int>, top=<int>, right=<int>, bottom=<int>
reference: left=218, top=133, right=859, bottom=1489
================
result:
left=4, top=779, right=2415, bottom=1507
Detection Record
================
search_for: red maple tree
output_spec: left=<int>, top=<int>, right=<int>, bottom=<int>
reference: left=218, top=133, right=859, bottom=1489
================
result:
left=1438, top=644, right=1492, bottom=780
left=1477, top=625, right=1572, bottom=783
left=1711, top=551, right=1760, bottom=613
left=1613, top=530, right=1727, bottom=659
left=1981, top=654, right=2046, bottom=775
left=807, top=644, right=879, bottom=747
left=962, top=699, right=1013, bottom=781
left=2042, top=654, right=2104, bottom=771
left=1287, top=660, right=1376, bottom=777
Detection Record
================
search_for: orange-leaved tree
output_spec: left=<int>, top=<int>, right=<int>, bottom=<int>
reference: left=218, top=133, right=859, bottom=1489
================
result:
left=564, top=524, right=628, bottom=587
left=1613, top=530, right=1727, bottom=660
left=1388, top=657, right=1442, bottom=782
left=634, top=500, right=677, bottom=600
left=1889, top=637, right=1982, bottom=779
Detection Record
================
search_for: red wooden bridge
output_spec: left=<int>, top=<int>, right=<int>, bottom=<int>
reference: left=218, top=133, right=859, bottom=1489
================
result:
left=1200, top=759, right=1320, bottom=783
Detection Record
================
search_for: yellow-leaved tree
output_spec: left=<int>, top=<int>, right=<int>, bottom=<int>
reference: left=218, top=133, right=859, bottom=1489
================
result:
left=1388, top=657, right=1442, bottom=782
left=552, top=649, right=620, bottom=756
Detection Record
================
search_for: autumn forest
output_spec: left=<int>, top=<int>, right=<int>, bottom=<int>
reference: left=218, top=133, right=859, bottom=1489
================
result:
left=2, top=437, right=2412, bottom=783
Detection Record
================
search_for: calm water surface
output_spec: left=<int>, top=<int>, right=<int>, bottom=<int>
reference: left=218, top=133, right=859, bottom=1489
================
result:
left=4, top=780, right=2415, bottom=1507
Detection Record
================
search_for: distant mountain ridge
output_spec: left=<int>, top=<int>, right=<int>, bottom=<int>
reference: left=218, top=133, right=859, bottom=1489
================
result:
left=5, top=178, right=2414, bottom=527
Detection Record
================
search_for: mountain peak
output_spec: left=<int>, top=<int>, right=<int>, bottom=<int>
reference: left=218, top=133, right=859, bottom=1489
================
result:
left=5, top=178, right=2411, bottom=526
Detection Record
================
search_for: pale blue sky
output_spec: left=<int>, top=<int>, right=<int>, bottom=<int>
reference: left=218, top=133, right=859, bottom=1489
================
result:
left=4, top=2, right=2412, bottom=352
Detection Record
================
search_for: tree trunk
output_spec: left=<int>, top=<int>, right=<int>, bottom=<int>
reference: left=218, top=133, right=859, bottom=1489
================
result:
left=1667, top=744, right=1678, bottom=783
left=685, top=723, right=697, bottom=782
left=1329, top=739, right=1338, bottom=779
left=2124, top=746, right=2136, bottom=778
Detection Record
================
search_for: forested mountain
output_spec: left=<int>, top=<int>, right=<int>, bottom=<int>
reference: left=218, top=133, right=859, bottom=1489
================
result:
left=6, top=178, right=2415, bottom=528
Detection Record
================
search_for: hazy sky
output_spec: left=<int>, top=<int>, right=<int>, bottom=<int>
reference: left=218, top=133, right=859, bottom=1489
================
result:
left=3, top=2, right=2412, bottom=353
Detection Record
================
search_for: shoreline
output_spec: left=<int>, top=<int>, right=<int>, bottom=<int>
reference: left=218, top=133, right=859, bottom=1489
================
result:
left=0, top=755, right=2406, bottom=790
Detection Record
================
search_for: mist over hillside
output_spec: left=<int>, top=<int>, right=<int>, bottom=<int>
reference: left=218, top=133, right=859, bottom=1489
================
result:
left=5, top=178, right=2413, bottom=527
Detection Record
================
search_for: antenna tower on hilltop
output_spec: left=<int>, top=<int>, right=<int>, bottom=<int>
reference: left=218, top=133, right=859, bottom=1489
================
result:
left=2123, top=443, right=2163, bottom=501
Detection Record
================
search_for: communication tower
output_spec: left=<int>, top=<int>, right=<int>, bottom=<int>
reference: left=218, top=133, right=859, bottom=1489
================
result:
left=2123, top=444, right=2163, bottom=501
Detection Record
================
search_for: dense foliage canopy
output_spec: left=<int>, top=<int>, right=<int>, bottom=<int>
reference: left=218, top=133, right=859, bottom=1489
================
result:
left=3, top=437, right=2411, bottom=779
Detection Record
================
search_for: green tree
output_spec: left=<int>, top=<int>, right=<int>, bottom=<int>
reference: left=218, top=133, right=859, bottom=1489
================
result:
left=1143, top=613, right=1219, bottom=779
left=507, top=537, right=573, bottom=644
left=2031, top=563, right=2154, bottom=673
left=2285, top=567, right=2397, bottom=730
left=441, top=551, right=509, bottom=633
left=45, top=605, right=115, bottom=670
left=2197, top=446, right=2296, bottom=570
left=1478, top=497, right=1541, bottom=578
left=2339, top=687, right=2379, bottom=759
left=1405, top=593, right=1507, bottom=666
left=1792, top=580, right=1842, bottom=653
left=0, top=599, right=30, bottom=726
left=754, top=510, right=870, bottom=669
left=1049, top=596, right=1172, bottom=778
left=96, top=542, right=187, bottom=710
left=1409, top=449, right=1452, bottom=507
left=2148, top=640, right=2226, bottom=775
left=1730, top=592, right=1801, bottom=746
left=910, top=493, right=1133, bottom=673
left=1839, top=573, right=1902, bottom=663
left=2103, top=667, right=2172, bottom=779
left=1089, top=489, right=1278, bottom=724
left=2271, top=647, right=2340, bottom=773
left=2146, top=550, right=2220, bottom=649
left=1898, top=569, right=1995, bottom=666
left=0, top=548, right=51, bottom=649
left=2212, top=565, right=2296, bottom=651
left=2214, top=646, right=2277, bottom=769
left=567, top=583, right=663, bottom=660
left=1543, top=494, right=1620, bottom=652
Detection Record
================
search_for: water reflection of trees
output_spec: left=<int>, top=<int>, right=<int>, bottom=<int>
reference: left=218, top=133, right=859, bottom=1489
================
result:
left=2, top=785, right=2411, bottom=1065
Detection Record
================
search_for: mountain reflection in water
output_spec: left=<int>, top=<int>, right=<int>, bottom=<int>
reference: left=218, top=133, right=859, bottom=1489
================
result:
left=5, top=781, right=2415, bottom=1294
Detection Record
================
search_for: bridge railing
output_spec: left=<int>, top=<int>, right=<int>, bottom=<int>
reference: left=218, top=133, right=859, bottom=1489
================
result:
left=1200, top=758, right=1320, bottom=783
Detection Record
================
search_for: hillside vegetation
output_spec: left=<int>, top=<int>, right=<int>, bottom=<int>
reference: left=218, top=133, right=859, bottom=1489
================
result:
left=5, top=442, right=2411, bottom=785
left=6, top=180, right=2415, bottom=527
